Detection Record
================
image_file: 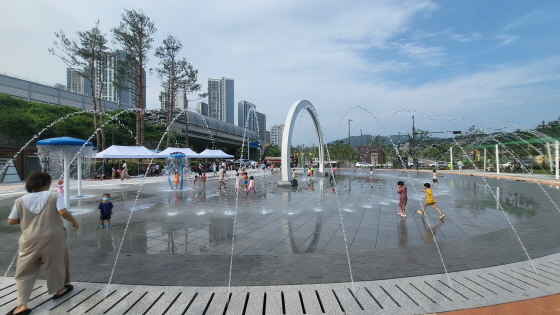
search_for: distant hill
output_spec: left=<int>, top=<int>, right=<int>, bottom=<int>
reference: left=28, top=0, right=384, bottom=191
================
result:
left=328, top=134, right=453, bottom=148
left=327, top=134, right=403, bottom=147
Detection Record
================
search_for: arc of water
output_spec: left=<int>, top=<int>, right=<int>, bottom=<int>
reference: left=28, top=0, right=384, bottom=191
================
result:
left=405, top=111, right=560, bottom=214
left=406, top=110, right=549, bottom=274
left=276, top=100, right=356, bottom=293
left=105, top=107, right=197, bottom=296
left=0, top=109, right=94, bottom=177
left=0, top=251, right=18, bottom=285
left=332, top=106, right=453, bottom=288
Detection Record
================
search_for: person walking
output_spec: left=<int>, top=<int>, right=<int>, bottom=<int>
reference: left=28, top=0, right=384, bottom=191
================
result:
left=218, top=166, right=227, bottom=191
left=120, top=160, right=129, bottom=180
left=432, top=169, right=442, bottom=186
left=417, top=183, right=445, bottom=219
left=7, top=171, right=79, bottom=315
left=197, top=164, right=203, bottom=176
left=397, top=181, right=407, bottom=217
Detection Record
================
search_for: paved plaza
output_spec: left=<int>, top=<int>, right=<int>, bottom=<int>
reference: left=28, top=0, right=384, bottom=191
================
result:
left=1, top=168, right=560, bottom=314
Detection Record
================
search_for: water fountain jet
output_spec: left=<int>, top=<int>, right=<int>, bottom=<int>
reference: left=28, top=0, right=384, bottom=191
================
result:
left=36, top=136, right=95, bottom=210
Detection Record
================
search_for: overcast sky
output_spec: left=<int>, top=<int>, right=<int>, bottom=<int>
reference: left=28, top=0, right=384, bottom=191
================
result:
left=1, top=0, right=559, bottom=145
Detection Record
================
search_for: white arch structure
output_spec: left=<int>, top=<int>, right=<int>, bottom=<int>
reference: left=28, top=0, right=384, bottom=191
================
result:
left=278, top=100, right=325, bottom=185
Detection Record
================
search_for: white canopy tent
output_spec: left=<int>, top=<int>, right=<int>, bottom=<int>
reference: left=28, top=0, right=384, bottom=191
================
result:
left=156, top=147, right=200, bottom=158
left=197, top=149, right=234, bottom=158
left=95, top=145, right=157, bottom=159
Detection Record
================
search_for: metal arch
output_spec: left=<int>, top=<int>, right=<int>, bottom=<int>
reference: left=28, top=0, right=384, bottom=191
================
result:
left=280, top=100, right=325, bottom=183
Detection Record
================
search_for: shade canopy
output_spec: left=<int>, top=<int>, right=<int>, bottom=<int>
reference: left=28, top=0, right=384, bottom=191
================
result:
left=197, top=149, right=234, bottom=158
left=156, top=147, right=200, bottom=158
left=36, top=136, right=94, bottom=147
left=95, top=145, right=156, bottom=159
left=36, top=137, right=96, bottom=158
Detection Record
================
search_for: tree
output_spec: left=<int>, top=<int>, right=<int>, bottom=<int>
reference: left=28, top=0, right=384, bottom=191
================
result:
left=267, top=145, right=281, bottom=157
left=49, top=20, right=108, bottom=149
left=153, top=35, right=203, bottom=147
left=177, top=62, right=205, bottom=147
left=112, top=9, right=157, bottom=146
left=366, top=135, right=386, bottom=146
left=236, top=147, right=247, bottom=159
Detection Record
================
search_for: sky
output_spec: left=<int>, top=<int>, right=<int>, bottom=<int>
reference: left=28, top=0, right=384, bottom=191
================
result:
left=1, top=0, right=559, bottom=145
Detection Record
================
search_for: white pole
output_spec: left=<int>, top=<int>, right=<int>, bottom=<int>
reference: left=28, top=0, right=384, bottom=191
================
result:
left=63, top=151, right=70, bottom=211
left=77, top=155, right=83, bottom=197
left=484, top=148, right=487, bottom=172
left=450, top=147, right=453, bottom=170
left=554, top=141, right=560, bottom=179
left=546, top=142, right=553, bottom=174
left=496, top=186, right=500, bottom=210
left=496, top=144, right=500, bottom=175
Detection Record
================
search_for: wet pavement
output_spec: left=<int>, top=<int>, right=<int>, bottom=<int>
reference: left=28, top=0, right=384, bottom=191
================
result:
left=1, top=168, right=559, bottom=289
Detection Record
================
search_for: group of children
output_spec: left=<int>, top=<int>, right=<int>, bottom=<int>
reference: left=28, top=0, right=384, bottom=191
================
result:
left=187, top=173, right=207, bottom=188
left=234, top=171, right=256, bottom=194
left=93, top=168, right=446, bottom=231
left=396, top=169, right=445, bottom=220
left=179, top=167, right=258, bottom=195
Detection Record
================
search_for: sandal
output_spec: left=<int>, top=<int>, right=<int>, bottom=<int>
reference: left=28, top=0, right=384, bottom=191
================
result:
left=52, top=284, right=73, bottom=299
left=6, top=307, right=31, bottom=315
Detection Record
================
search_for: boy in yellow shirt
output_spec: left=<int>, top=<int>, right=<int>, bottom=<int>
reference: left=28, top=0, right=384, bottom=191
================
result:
left=417, top=183, right=445, bottom=219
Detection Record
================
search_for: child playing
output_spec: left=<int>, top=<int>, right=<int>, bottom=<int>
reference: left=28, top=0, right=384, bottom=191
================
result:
left=432, top=169, right=442, bottom=186
left=242, top=172, right=249, bottom=190
left=191, top=175, right=198, bottom=187
left=246, top=176, right=256, bottom=194
left=234, top=173, right=241, bottom=193
left=201, top=173, right=207, bottom=187
left=111, top=166, right=116, bottom=179
left=397, top=181, right=407, bottom=217
left=56, top=180, right=64, bottom=194
left=417, top=183, right=445, bottom=219
left=98, top=193, right=114, bottom=228
left=174, top=171, right=180, bottom=189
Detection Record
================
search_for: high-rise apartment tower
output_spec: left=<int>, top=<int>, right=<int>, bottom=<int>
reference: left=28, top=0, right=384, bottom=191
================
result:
left=208, top=77, right=234, bottom=124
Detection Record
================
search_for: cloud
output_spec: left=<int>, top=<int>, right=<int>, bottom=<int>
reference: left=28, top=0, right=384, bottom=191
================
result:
left=494, top=34, right=518, bottom=46
left=0, top=0, right=558, bottom=142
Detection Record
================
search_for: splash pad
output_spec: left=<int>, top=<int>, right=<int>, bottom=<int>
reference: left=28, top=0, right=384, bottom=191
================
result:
left=1, top=102, right=560, bottom=313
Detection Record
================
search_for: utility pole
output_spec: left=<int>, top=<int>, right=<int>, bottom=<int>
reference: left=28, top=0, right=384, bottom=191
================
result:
left=360, top=129, right=363, bottom=147
left=348, top=119, right=352, bottom=146
left=348, top=119, right=352, bottom=167
left=412, top=115, right=415, bottom=141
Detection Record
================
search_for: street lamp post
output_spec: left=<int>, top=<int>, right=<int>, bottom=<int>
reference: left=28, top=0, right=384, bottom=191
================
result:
left=360, top=129, right=363, bottom=147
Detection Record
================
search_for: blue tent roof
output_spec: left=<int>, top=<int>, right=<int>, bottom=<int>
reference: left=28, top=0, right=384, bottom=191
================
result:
left=36, top=137, right=93, bottom=146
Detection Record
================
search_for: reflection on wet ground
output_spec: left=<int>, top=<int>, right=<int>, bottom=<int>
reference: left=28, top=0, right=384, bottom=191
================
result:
left=3, top=170, right=541, bottom=255
left=1, top=169, right=559, bottom=286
